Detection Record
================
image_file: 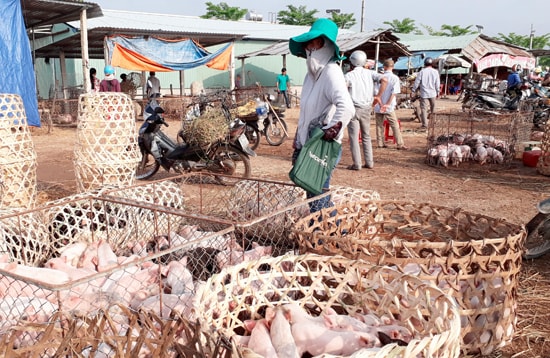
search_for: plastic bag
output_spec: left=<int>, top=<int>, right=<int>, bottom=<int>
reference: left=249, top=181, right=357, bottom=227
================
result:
left=289, top=128, right=341, bottom=195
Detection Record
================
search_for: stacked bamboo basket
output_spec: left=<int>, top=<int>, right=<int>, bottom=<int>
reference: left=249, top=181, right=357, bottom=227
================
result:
left=0, top=94, right=37, bottom=209
left=74, top=93, right=140, bottom=192
left=293, top=200, right=525, bottom=355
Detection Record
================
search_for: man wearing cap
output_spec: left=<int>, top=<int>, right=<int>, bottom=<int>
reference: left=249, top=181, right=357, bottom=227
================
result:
left=289, top=18, right=355, bottom=212
left=345, top=50, right=386, bottom=170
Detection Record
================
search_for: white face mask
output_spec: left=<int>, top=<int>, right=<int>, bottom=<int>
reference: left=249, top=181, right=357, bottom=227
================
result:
left=306, top=41, right=335, bottom=80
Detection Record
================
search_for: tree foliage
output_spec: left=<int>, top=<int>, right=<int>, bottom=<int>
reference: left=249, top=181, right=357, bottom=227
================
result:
left=201, top=2, right=248, bottom=21
left=496, top=32, right=550, bottom=49
left=331, top=12, right=356, bottom=29
left=383, top=18, right=421, bottom=34
left=277, top=5, right=317, bottom=26
left=427, top=24, right=477, bottom=37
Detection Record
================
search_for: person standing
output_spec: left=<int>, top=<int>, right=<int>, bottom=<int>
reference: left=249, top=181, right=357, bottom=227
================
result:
left=344, top=50, right=386, bottom=170
left=412, top=57, right=440, bottom=129
left=90, top=67, right=100, bottom=93
left=146, top=71, right=161, bottom=98
left=374, top=59, right=408, bottom=150
left=507, top=64, right=522, bottom=97
left=99, top=65, right=121, bottom=92
left=289, top=18, right=355, bottom=212
left=276, top=68, right=291, bottom=108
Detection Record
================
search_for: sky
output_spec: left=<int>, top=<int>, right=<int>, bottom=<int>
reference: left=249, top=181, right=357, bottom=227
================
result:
left=92, top=0, right=548, bottom=39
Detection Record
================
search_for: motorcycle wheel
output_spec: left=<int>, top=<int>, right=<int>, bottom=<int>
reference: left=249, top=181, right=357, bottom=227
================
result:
left=136, top=152, right=160, bottom=180
left=265, top=115, right=288, bottom=146
left=211, top=146, right=251, bottom=185
left=245, top=124, right=261, bottom=150
left=523, top=212, right=550, bottom=259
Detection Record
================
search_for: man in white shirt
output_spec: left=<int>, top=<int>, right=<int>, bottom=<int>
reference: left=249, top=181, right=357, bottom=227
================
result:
left=345, top=51, right=386, bottom=170
left=412, top=57, right=440, bottom=129
left=146, top=72, right=161, bottom=98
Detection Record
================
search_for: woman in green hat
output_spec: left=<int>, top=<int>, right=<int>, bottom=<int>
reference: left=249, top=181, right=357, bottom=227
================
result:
left=289, top=18, right=355, bottom=212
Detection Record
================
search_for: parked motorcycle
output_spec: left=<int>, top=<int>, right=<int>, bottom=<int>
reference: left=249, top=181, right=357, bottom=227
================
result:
left=136, top=102, right=254, bottom=185
left=242, top=93, right=289, bottom=150
left=468, top=87, right=522, bottom=111
left=524, top=198, right=550, bottom=259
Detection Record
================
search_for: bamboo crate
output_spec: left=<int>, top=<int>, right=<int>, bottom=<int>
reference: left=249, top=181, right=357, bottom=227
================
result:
left=101, top=175, right=380, bottom=259
left=293, top=200, right=525, bottom=355
left=195, top=254, right=461, bottom=358
left=74, top=93, right=140, bottom=192
left=426, top=109, right=533, bottom=168
left=0, top=195, right=235, bottom=356
left=0, top=94, right=37, bottom=209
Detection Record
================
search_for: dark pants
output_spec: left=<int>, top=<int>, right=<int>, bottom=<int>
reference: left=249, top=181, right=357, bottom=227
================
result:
left=280, top=90, right=290, bottom=108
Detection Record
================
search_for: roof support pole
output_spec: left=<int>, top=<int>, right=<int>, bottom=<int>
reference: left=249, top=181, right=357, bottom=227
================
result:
left=375, top=35, right=380, bottom=69
left=240, top=58, right=245, bottom=87
left=179, top=70, right=184, bottom=96
left=229, top=44, right=235, bottom=90
left=80, top=8, right=90, bottom=93
left=59, top=50, right=68, bottom=100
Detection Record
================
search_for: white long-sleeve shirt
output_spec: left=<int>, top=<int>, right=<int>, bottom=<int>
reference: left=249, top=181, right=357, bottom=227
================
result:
left=412, top=66, right=440, bottom=99
left=295, top=62, right=355, bottom=148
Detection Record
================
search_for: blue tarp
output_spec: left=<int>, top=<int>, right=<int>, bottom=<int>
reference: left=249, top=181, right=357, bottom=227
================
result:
left=394, top=51, right=447, bottom=71
left=105, top=36, right=233, bottom=71
left=0, top=0, right=40, bottom=127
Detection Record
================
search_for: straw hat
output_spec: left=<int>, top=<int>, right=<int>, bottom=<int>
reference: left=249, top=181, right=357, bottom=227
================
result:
left=289, top=18, right=343, bottom=60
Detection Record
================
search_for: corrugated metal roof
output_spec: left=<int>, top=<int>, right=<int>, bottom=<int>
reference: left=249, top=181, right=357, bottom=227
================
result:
left=69, top=10, right=353, bottom=42
left=21, top=0, right=103, bottom=28
left=237, top=30, right=411, bottom=61
left=395, top=33, right=478, bottom=52
left=395, top=33, right=533, bottom=63
left=461, top=34, right=532, bottom=61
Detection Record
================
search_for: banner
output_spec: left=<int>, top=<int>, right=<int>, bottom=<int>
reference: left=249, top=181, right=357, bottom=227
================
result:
left=474, top=54, right=536, bottom=73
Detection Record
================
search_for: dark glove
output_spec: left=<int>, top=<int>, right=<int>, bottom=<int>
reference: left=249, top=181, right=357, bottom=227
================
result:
left=322, top=121, right=342, bottom=141
left=292, top=148, right=301, bottom=165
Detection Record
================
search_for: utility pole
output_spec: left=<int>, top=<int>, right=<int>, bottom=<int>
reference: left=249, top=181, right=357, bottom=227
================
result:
left=529, top=24, right=535, bottom=50
left=361, top=0, right=365, bottom=32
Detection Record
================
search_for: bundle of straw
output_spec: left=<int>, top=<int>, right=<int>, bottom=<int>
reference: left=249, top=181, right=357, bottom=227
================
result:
left=181, top=107, right=228, bottom=146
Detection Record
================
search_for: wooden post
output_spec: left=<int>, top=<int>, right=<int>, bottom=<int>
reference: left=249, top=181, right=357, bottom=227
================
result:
left=80, top=8, right=90, bottom=93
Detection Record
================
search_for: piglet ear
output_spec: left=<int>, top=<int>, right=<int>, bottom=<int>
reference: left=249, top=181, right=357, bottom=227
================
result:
left=243, top=319, right=257, bottom=332
left=322, top=313, right=338, bottom=329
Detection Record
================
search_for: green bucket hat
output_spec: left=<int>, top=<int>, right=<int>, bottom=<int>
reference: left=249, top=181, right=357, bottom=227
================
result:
left=289, top=18, right=343, bottom=60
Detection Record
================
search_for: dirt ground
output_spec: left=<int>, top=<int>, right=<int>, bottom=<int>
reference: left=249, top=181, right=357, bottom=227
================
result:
left=30, top=95, right=550, bottom=357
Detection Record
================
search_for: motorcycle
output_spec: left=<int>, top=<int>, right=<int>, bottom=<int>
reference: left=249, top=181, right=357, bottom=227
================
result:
left=242, top=93, right=289, bottom=150
left=136, top=101, right=254, bottom=185
left=468, top=87, right=522, bottom=111
left=524, top=198, right=550, bottom=259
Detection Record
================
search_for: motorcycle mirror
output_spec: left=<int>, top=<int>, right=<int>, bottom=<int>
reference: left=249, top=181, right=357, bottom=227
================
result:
left=537, top=198, right=550, bottom=214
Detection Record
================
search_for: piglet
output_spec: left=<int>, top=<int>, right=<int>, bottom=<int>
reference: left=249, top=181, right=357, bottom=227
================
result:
left=266, top=306, right=300, bottom=358
left=165, top=258, right=194, bottom=295
left=247, top=319, right=277, bottom=358
left=283, top=303, right=380, bottom=356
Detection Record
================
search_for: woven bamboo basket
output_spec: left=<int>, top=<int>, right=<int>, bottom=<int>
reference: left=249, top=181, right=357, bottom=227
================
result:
left=0, top=195, right=235, bottom=355
left=293, top=201, right=525, bottom=355
left=74, top=93, right=140, bottom=192
left=0, top=94, right=37, bottom=209
left=195, top=254, right=460, bottom=358
left=536, top=120, right=550, bottom=175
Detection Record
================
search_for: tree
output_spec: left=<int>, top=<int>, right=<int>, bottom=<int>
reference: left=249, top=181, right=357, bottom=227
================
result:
left=277, top=5, right=317, bottom=26
left=423, top=24, right=477, bottom=37
left=201, top=2, right=248, bottom=21
left=496, top=32, right=550, bottom=50
left=382, top=18, right=421, bottom=34
left=331, top=12, right=356, bottom=30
